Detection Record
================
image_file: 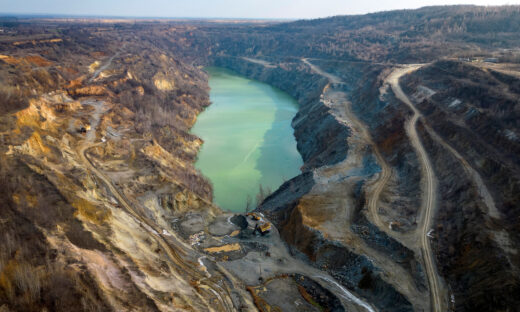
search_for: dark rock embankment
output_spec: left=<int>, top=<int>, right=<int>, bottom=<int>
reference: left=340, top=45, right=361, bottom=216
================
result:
left=213, top=56, right=351, bottom=170
left=280, top=205, right=414, bottom=312
left=351, top=213, right=427, bottom=291
left=417, top=120, right=520, bottom=311
left=400, top=61, right=520, bottom=310
left=338, top=61, right=422, bottom=231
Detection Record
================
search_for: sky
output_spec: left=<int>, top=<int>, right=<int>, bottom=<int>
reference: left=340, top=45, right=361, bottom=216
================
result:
left=1, top=0, right=519, bottom=19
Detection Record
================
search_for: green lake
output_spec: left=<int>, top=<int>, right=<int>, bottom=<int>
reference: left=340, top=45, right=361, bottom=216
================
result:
left=191, top=67, right=303, bottom=212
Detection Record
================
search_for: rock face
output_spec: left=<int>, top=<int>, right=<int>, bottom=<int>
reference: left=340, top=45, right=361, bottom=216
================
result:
left=213, top=57, right=351, bottom=171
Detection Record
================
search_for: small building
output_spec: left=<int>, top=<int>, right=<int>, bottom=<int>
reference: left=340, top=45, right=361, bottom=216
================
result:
left=247, top=212, right=261, bottom=221
left=258, top=222, right=271, bottom=236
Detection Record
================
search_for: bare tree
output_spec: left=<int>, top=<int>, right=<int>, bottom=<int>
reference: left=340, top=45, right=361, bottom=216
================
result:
left=245, top=195, right=252, bottom=213
left=255, top=184, right=272, bottom=208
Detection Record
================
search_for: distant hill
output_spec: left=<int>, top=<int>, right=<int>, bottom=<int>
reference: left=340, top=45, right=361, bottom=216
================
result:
left=179, top=5, right=520, bottom=63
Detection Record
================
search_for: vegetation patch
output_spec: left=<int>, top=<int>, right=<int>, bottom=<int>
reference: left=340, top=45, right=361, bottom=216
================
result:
left=73, top=198, right=111, bottom=225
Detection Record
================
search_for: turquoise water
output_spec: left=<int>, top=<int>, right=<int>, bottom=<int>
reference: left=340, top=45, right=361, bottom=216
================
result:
left=191, top=67, right=302, bottom=212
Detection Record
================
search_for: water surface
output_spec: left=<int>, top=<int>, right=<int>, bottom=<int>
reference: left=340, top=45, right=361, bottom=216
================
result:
left=191, top=67, right=302, bottom=212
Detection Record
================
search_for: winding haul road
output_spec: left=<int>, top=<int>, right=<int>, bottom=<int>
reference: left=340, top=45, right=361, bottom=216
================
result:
left=302, top=58, right=341, bottom=84
left=302, top=58, right=445, bottom=312
left=387, top=66, right=444, bottom=312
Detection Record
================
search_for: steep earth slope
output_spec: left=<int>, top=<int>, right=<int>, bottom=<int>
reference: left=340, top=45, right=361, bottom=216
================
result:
left=0, top=28, right=244, bottom=311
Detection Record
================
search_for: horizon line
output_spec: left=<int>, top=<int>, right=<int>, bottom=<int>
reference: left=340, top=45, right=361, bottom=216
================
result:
left=0, top=12, right=296, bottom=21
left=0, top=4, right=518, bottom=22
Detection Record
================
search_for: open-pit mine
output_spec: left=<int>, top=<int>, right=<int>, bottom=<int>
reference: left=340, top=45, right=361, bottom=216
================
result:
left=0, top=5, right=519, bottom=312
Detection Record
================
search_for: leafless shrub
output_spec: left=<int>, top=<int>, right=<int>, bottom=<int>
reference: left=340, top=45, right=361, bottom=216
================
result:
left=13, top=262, right=41, bottom=303
left=0, top=257, right=5, bottom=277
left=255, top=184, right=272, bottom=207
left=2, top=233, right=17, bottom=260
left=175, top=168, right=213, bottom=201
left=245, top=195, right=252, bottom=213
left=0, top=85, right=28, bottom=114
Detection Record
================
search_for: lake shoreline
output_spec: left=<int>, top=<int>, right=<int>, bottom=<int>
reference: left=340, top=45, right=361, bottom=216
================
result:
left=191, top=67, right=303, bottom=212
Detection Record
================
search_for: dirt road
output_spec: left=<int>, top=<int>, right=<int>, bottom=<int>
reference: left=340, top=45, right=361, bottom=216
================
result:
left=387, top=66, right=445, bottom=312
left=88, top=52, right=120, bottom=83
left=302, top=58, right=341, bottom=84
left=300, top=58, right=381, bottom=312
left=242, top=57, right=277, bottom=68
left=301, top=58, right=390, bottom=235
left=301, top=58, right=430, bottom=311
left=302, top=57, right=445, bottom=311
